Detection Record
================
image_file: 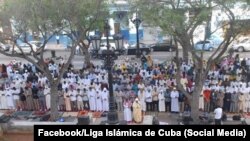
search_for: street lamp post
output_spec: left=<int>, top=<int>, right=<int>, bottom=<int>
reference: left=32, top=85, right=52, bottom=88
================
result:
left=104, top=20, right=119, bottom=124
left=132, top=13, right=142, bottom=58
left=113, top=33, right=124, bottom=55
left=91, top=35, right=101, bottom=59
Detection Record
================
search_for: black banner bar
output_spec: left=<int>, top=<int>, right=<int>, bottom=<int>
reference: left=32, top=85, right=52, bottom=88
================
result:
left=34, top=125, right=250, bottom=140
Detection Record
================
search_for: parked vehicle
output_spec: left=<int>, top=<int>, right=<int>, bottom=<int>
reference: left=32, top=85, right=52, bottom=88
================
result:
left=0, top=42, right=10, bottom=51
left=126, top=43, right=151, bottom=55
left=232, top=38, right=250, bottom=52
left=150, top=43, right=176, bottom=52
left=194, top=40, right=216, bottom=51
left=12, top=42, right=38, bottom=54
left=29, top=40, right=47, bottom=53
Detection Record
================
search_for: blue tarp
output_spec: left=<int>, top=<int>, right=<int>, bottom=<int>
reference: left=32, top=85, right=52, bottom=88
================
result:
left=128, top=29, right=143, bottom=45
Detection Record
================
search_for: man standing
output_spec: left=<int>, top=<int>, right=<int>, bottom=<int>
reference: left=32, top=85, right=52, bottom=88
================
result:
left=56, top=34, right=60, bottom=45
left=170, top=87, right=179, bottom=113
left=145, top=88, right=152, bottom=112
left=115, top=89, right=123, bottom=112
left=101, top=88, right=109, bottom=112
left=76, top=89, right=83, bottom=111
left=44, top=85, right=51, bottom=110
left=158, top=90, right=165, bottom=112
left=82, top=88, right=89, bottom=110
left=88, top=87, right=96, bottom=112
left=132, top=98, right=142, bottom=123
left=214, top=105, right=223, bottom=125
left=69, top=88, right=77, bottom=111
left=37, top=87, right=46, bottom=111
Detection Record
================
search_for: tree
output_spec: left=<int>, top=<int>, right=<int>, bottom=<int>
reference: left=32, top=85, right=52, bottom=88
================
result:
left=56, top=0, right=108, bottom=66
left=0, top=0, right=107, bottom=120
left=131, top=0, right=250, bottom=123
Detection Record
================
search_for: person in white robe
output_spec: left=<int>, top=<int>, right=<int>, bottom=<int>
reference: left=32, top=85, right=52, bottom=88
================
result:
left=123, top=99, right=132, bottom=123
left=101, top=88, right=109, bottom=112
left=64, top=88, right=71, bottom=111
left=145, top=89, right=152, bottom=112
left=95, top=90, right=102, bottom=111
left=12, top=87, right=20, bottom=110
left=76, top=89, right=84, bottom=110
left=62, top=81, right=69, bottom=91
left=138, top=89, right=146, bottom=112
left=0, top=88, right=7, bottom=109
left=158, top=90, right=165, bottom=112
left=69, top=88, right=77, bottom=111
left=44, top=85, right=51, bottom=110
left=82, top=88, right=89, bottom=110
left=245, top=91, right=250, bottom=113
left=88, top=87, right=96, bottom=111
left=95, top=82, right=101, bottom=90
left=238, top=92, right=245, bottom=113
left=6, top=88, right=14, bottom=109
left=199, top=87, right=205, bottom=110
left=248, top=92, right=250, bottom=113
left=170, top=87, right=179, bottom=112
left=247, top=86, right=250, bottom=112
left=138, top=81, right=145, bottom=91
left=242, top=86, right=249, bottom=113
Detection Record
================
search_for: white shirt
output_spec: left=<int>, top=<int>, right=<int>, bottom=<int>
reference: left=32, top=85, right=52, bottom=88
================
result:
left=76, top=91, right=83, bottom=101
left=214, top=107, right=223, bottom=119
left=70, top=90, right=77, bottom=101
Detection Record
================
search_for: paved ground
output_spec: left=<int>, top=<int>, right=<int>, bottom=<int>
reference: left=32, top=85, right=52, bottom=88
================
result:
left=0, top=111, right=248, bottom=141
left=2, top=133, right=33, bottom=141
left=1, top=44, right=250, bottom=69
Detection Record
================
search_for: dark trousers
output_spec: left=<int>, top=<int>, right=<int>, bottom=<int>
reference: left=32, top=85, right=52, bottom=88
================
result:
left=165, top=101, right=171, bottom=112
left=152, top=101, right=159, bottom=111
left=224, top=101, right=231, bottom=112
left=83, top=101, right=90, bottom=110
left=71, top=101, right=77, bottom=111
left=146, top=102, right=152, bottom=111
left=38, top=97, right=46, bottom=111
left=215, top=119, right=221, bottom=125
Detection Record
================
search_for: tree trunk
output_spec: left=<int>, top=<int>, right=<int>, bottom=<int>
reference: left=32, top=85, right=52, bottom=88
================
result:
left=190, top=63, right=204, bottom=124
left=190, top=85, right=203, bottom=124
left=83, top=47, right=91, bottom=67
left=50, top=83, right=59, bottom=121
left=182, top=47, right=189, bottom=62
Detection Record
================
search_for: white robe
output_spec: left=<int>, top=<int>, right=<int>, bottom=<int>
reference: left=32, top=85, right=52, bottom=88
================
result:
left=44, top=88, right=51, bottom=109
left=145, top=91, right=152, bottom=103
left=95, top=91, right=102, bottom=111
left=6, top=90, right=14, bottom=109
left=158, top=92, right=165, bottom=112
left=170, top=91, right=179, bottom=112
left=123, top=102, right=132, bottom=122
left=101, top=90, right=109, bottom=111
left=199, top=93, right=204, bottom=110
left=138, top=91, right=146, bottom=112
left=245, top=93, right=250, bottom=112
left=199, top=88, right=205, bottom=110
left=88, top=90, right=96, bottom=111
left=0, top=91, right=7, bottom=109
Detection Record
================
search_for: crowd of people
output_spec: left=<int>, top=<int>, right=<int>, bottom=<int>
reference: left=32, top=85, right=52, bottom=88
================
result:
left=0, top=53, right=249, bottom=123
